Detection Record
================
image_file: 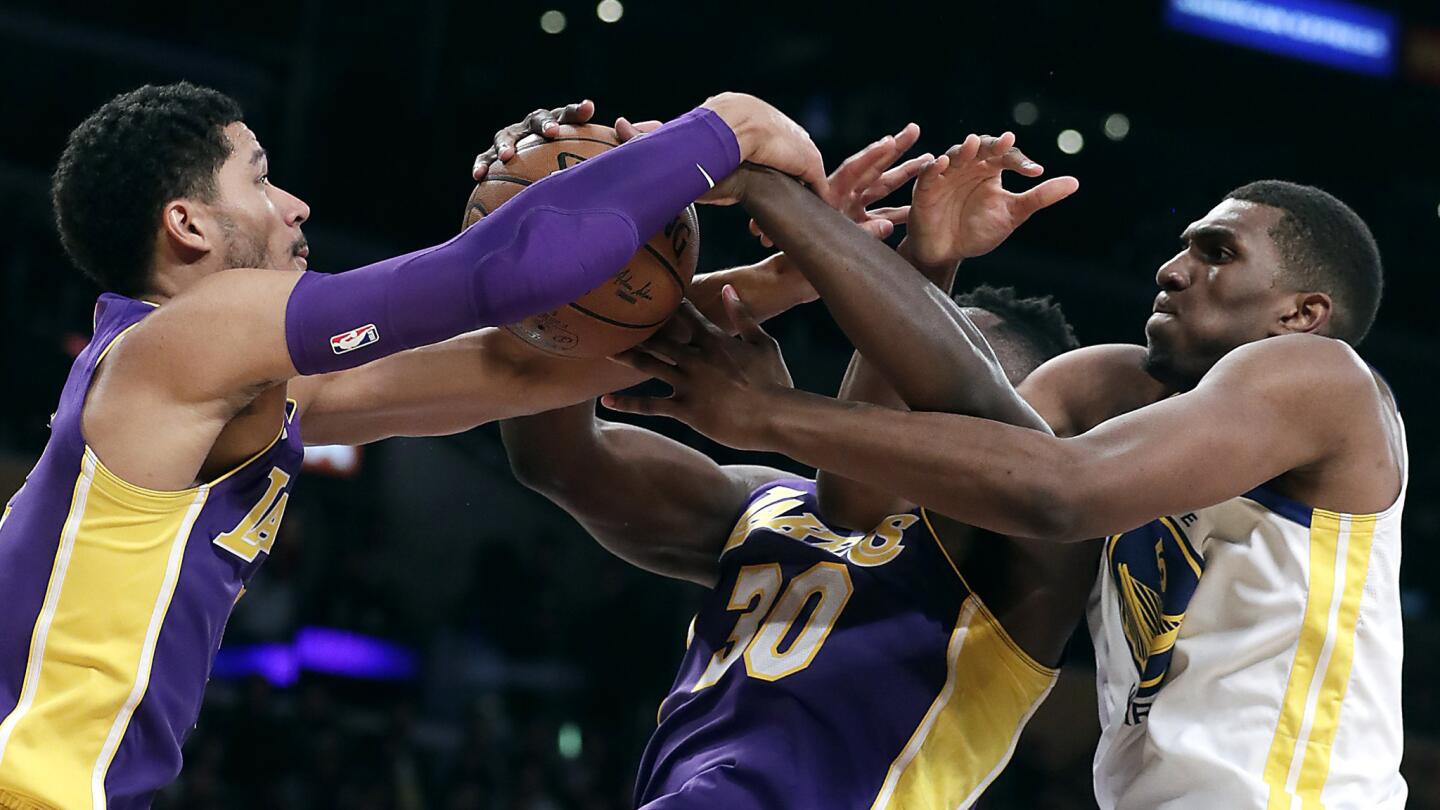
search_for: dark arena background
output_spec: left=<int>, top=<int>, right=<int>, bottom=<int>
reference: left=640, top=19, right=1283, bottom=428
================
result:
left=1, top=0, right=1438, bottom=807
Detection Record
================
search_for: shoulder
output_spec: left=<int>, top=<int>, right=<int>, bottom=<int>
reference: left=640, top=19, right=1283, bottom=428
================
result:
left=1204, top=333, right=1373, bottom=394
left=1020, top=344, right=1168, bottom=437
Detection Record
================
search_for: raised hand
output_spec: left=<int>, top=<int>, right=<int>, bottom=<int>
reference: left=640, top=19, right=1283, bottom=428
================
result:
left=905, top=131, right=1078, bottom=268
left=602, top=287, right=792, bottom=449
left=472, top=100, right=597, bottom=181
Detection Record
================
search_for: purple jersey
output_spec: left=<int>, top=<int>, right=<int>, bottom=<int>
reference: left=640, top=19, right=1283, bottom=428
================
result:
left=635, top=479, right=1057, bottom=809
left=0, top=294, right=303, bottom=809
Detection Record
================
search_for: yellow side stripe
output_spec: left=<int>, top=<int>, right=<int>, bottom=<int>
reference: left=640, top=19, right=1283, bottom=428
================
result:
left=1293, top=514, right=1376, bottom=806
left=89, top=486, right=208, bottom=806
left=1262, top=508, right=1382, bottom=810
left=1263, top=510, right=1340, bottom=810
left=0, top=452, right=209, bottom=809
left=0, top=457, right=97, bottom=765
left=870, top=596, right=1057, bottom=810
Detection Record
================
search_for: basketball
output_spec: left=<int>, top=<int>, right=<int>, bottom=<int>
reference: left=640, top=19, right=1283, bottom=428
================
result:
left=461, top=124, right=700, bottom=358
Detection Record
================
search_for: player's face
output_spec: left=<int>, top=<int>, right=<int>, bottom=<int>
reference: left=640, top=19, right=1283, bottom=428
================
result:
left=208, top=122, right=311, bottom=272
left=1142, top=199, right=1291, bottom=390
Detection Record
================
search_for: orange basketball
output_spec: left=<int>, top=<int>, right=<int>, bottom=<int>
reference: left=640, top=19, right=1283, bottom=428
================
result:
left=461, top=124, right=700, bottom=358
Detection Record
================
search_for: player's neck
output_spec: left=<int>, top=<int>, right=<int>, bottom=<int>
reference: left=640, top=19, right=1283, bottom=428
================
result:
left=142, top=255, right=228, bottom=304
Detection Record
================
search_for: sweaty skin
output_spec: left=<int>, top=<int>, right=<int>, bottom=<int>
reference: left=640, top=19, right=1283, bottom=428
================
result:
left=605, top=178, right=1403, bottom=545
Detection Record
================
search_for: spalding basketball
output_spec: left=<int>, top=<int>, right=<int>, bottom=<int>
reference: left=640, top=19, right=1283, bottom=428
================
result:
left=461, top=124, right=700, bottom=358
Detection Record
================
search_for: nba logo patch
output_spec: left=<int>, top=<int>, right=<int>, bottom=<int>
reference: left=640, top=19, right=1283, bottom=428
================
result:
left=330, top=324, right=379, bottom=355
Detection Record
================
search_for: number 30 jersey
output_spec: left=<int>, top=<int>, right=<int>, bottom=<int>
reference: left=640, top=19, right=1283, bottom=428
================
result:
left=635, top=479, right=1057, bottom=809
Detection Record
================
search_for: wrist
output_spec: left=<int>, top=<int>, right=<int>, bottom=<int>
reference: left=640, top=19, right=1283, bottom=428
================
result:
left=701, top=93, right=761, bottom=162
left=743, top=385, right=804, bottom=450
left=897, top=238, right=961, bottom=290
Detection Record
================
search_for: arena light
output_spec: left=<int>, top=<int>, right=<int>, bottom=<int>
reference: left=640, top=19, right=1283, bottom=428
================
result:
left=558, top=722, right=583, bottom=759
left=1165, top=0, right=1397, bottom=77
left=540, top=9, right=567, bottom=34
left=213, top=627, right=417, bottom=686
left=1104, top=113, right=1131, bottom=141
left=302, top=444, right=362, bottom=477
left=1012, top=101, right=1039, bottom=126
left=1057, top=129, right=1085, bottom=155
left=597, top=0, right=624, bottom=23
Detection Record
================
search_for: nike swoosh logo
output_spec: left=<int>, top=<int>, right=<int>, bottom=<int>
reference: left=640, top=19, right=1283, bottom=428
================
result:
left=696, top=164, right=715, bottom=189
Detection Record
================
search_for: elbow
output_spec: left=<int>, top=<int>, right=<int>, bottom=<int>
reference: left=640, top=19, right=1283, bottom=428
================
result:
left=501, top=429, right=577, bottom=498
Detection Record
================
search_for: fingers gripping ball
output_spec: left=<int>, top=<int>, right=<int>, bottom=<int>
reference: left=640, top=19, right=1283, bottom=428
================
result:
left=461, top=124, right=701, bottom=358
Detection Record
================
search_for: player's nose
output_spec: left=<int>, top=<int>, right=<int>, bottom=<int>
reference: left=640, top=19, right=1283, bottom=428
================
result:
left=275, top=184, right=310, bottom=227
left=1155, top=253, right=1192, bottom=292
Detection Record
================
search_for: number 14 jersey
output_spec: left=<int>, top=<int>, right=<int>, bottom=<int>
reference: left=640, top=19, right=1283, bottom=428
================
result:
left=635, top=479, right=1057, bottom=809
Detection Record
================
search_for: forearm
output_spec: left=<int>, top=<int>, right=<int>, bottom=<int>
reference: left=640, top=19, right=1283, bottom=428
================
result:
left=740, top=170, right=1034, bottom=425
left=285, top=108, right=740, bottom=376
left=755, top=388, right=1079, bottom=540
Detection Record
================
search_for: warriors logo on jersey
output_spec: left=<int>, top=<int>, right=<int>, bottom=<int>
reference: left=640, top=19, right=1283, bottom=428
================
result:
left=1105, top=514, right=1204, bottom=724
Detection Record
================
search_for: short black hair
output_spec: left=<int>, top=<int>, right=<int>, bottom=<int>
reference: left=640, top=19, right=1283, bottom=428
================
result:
left=1225, top=180, right=1382, bottom=345
left=955, top=284, right=1080, bottom=375
left=52, top=82, right=244, bottom=295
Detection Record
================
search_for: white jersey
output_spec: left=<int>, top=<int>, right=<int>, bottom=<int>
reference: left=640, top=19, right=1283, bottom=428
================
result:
left=1089, top=415, right=1407, bottom=810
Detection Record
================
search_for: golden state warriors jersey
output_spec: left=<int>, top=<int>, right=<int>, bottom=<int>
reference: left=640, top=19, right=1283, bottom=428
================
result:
left=1089, top=418, right=1407, bottom=809
left=0, top=294, right=303, bottom=810
left=636, top=479, right=1056, bottom=809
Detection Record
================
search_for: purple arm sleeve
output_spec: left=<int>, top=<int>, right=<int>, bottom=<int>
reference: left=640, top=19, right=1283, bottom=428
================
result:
left=283, top=106, right=740, bottom=375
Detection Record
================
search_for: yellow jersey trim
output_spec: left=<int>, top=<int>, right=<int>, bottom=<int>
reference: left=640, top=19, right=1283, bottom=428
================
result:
left=919, top=508, right=1056, bottom=679
left=93, top=323, right=141, bottom=368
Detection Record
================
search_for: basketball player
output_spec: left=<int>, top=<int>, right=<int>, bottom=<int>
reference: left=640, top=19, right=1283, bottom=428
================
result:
left=503, top=133, right=1085, bottom=807
left=0, top=83, right=828, bottom=808
left=607, top=165, right=1405, bottom=809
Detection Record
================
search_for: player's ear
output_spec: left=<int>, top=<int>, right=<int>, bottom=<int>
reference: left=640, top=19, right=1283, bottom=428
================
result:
left=160, top=198, right=215, bottom=261
left=1275, top=291, right=1331, bottom=335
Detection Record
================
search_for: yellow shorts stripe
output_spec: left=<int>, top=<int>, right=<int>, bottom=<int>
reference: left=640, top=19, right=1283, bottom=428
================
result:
left=0, top=453, right=206, bottom=809
left=870, top=596, right=1057, bottom=810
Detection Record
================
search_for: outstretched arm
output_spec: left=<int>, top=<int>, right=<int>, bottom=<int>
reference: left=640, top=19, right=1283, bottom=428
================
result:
left=607, top=329, right=1385, bottom=540
left=292, top=253, right=813, bottom=445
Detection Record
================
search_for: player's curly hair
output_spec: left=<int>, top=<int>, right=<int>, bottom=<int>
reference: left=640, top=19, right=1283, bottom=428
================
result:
left=51, top=82, right=244, bottom=295
left=954, top=284, right=1080, bottom=374
left=1225, top=180, right=1382, bottom=346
